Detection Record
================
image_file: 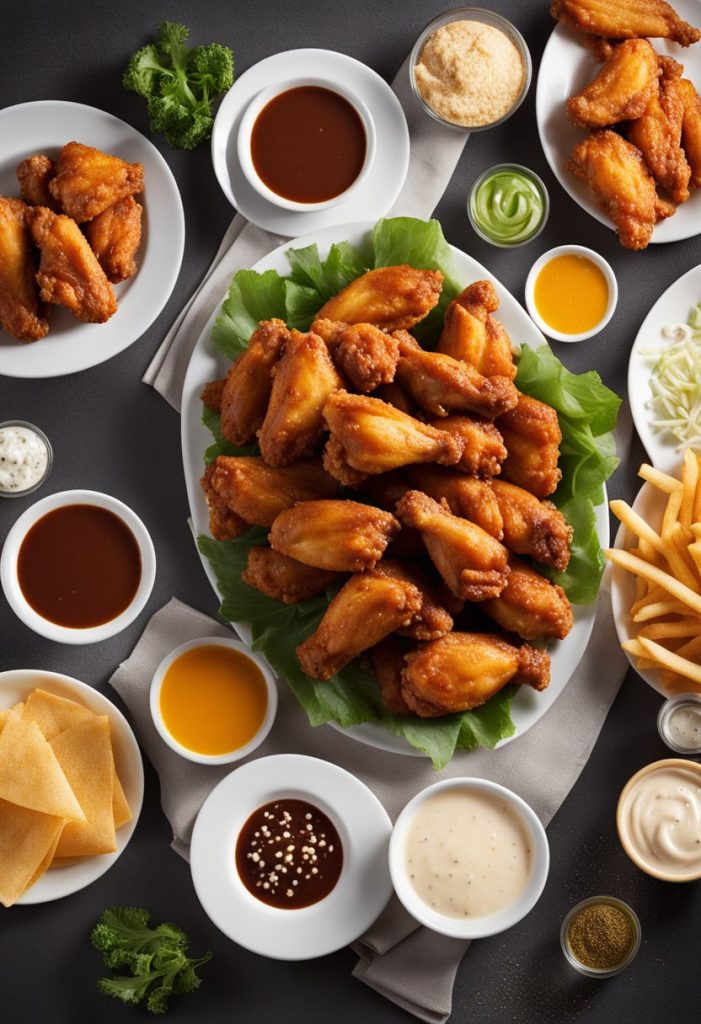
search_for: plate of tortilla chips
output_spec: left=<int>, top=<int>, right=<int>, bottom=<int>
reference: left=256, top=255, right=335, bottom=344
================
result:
left=0, top=669, right=143, bottom=907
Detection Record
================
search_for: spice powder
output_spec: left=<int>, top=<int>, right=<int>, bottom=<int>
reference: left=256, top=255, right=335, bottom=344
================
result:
left=568, top=903, right=635, bottom=970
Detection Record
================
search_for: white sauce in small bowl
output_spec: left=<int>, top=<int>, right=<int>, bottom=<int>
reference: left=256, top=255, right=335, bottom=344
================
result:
left=0, top=423, right=51, bottom=496
left=404, top=788, right=532, bottom=918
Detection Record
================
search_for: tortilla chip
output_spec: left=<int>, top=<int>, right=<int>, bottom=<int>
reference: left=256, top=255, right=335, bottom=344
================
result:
left=51, top=717, right=116, bottom=857
left=25, top=820, right=66, bottom=889
left=0, top=798, right=65, bottom=907
left=112, top=770, right=132, bottom=830
left=0, top=716, right=85, bottom=822
left=22, top=689, right=94, bottom=740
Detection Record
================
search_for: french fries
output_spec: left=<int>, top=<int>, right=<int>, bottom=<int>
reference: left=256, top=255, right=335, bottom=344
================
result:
left=607, top=457, right=701, bottom=693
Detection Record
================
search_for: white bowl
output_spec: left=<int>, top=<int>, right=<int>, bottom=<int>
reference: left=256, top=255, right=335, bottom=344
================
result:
left=149, top=636, right=278, bottom=765
left=524, top=244, right=618, bottom=343
left=236, top=77, right=376, bottom=212
left=0, top=489, right=156, bottom=644
left=389, top=777, right=549, bottom=939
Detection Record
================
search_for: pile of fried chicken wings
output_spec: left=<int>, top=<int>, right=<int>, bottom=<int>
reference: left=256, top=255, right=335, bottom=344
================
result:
left=201, top=264, right=576, bottom=719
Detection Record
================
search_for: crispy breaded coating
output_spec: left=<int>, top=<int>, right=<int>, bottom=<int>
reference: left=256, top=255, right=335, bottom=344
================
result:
left=438, top=280, right=516, bottom=379
left=491, top=479, right=572, bottom=571
left=405, top=466, right=504, bottom=539
left=84, top=196, right=142, bottom=283
left=394, top=331, right=518, bottom=418
left=678, top=77, right=701, bottom=187
left=482, top=558, right=574, bottom=641
left=205, top=455, right=337, bottom=528
left=242, top=547, right=341, bottom=604
left=200, top=378, right=226, bottom=413
left=323, top=390, right=464, bottom=475
left=497, top=394, right=563, bottom=500
left=200, top=463, right=249, bottom=540
left=0, top=197, right=49, bottom=342
left=297, top=570, right=422, bottom=680
left=567, top=39, right=660, bottom=128
left=628, top=59, right=691, bottom=204
left=396, top=490, right=510, bottom=602
left=401, top=632, right=550, bottom=717
left=26, top=206, right=117, bottom=323
left=258, top=329, right=342, bottom=466
left=49, top=142, right=144, bottom=222
left=220, top=319, right=288, bottom=447
left=371, top=636, right=415, bottom=715
left=269, top=499, right=400, bottom=572
left=373, top=559, right=453, bottom=641
left=426, top=414, right=506, bottom=477
left=550, top=0, right=701, bottom=46
left=316, top=265, right=443, bottom=331
left=316, top=318, right=400, bottom=393
left=16, top=155, right=57, bottom=208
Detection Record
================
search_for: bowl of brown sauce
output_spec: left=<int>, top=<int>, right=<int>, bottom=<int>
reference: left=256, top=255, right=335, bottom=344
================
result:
left=0, top=489, right=156, bottom=644
left=237, top=77, right=376, bottom=211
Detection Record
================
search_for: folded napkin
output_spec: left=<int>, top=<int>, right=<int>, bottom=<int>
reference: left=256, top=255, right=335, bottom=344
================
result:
left=142, top=55, right=469, bottom=411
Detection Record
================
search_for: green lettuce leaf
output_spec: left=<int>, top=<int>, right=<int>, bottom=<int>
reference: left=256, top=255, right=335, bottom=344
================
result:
left=211, top=269, right=287, bottom=358
left=540, top=498, right=604, bottom=605
left=201, top=406, right=257, bottom=464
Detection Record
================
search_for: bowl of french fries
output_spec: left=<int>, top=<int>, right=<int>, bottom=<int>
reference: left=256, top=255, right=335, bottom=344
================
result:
left=608, top=451, right=701, bottom=695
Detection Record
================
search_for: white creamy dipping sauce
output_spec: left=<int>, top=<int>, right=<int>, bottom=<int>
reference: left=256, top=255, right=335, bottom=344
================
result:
left=620, top=765, right=701, bottom=878
left=404, top=788, right=532, bottom=918
left=0, top=425, right=48, bottom=494
left=666, top=705, right=701, bottom=752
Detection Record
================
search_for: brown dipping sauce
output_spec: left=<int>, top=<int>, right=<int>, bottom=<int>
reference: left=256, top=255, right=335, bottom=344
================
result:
left=235, top=798, right=343, bottom=909
left=17, top=504, right=142, bottom=628
left=250, top=86, right=367, bottom=203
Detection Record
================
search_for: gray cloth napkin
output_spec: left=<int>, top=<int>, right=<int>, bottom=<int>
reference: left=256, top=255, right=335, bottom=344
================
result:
left=141, top=55, right=469, bottom=411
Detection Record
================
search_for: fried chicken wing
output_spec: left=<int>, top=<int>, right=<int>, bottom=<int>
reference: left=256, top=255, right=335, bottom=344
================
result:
left=401, top=632, right=550, bottom=717
left=204, top=455, right=337, bottom=528
left=567, top=39, right=660, bottom=128
left=26, top=206, right=116, bottom=323
left=200, top=463, right=248, bottom=540
left=49, top=142, right=144, bottom=222
left=396, top=490, right=509, bottom=601
left=200, top=378, right=226, bottom=413
left=355, top=470, right=409, bottom=510
left=297, top=570, right=422, bottom=680
left=242, top=546, right=341, bottom=604
left=437, top=281, right=516, bottom=379
left=220, top=319, right=288, bottom=446
left=269, top=499, right=399, bottom=572
left=482, top=558, right=574, bottom=641
left=312, top=318, right=400, bottom=392
left=497, top=394, right=562, bottom=499
left=16, top=155, right=57, bottom=208
left=567, top=129, right=675, bottom=250
left=405, top=466, right=504, bottom=539
left=84, top=195, right=142, bottom=282
left=628, top=62, right=691, bottom=203
left=374, top=380, right=414, bottom=414
left=323, top=390, right=463, bottom=475
left=394, top=332, right=519, bottom=419
left=426, top=414, right=506, bottom=477
left=258, top=329, right=342, bottom=466
left=0, top=198, right=49, bottom=342
left=551, top=0, right=701, bottom=46
left=490, top=479, right=572, bottom=571
left=678, top=77, right=701, bottom=187
left=374, top=559, right=453, bottom=641
left=316, top=265, right=443, bottom=331
left=371, top=635, right=415, bottom=715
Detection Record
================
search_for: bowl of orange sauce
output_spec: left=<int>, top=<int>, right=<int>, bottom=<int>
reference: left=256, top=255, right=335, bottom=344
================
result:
left=150, top=638, right=278, bottom=765
left=525, top=244, right=617, bottom=343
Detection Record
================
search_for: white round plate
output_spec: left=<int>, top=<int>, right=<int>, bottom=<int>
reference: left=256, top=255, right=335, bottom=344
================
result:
left=0, top=668, right=144, bottom=903
left=0, top=100, right=184, bottom=378
left=211, top=50, right=409, bottom=234
left=537, top=10, right=701, bottom=244
left=628, top=263, right=701, bottom=473
left=181, top=222, right=608, bottom=757
left=610, top=476, right=676, bottom=695
left=190, top=754, right=392, bottom=960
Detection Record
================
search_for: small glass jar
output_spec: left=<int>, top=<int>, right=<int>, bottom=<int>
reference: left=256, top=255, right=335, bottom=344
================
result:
left=560, top=896, right=641, bottom=978
left=0, top=420, right=53, bottom=499
left=468, top=163, right=549, bottom=248
left=657, top=693, right=701, bottom=755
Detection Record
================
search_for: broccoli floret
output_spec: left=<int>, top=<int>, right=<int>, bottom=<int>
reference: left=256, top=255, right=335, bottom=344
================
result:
left=123, top=21, right=234, bottom=149
left=91, top=907, right=212, bottom=1015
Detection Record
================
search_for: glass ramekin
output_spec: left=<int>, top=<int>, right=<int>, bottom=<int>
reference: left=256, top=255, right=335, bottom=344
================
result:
left=468, top=162, right=550, bottom=248
left=0, top=420, right=53, bottom=499
left=560, top=896, right=641, bottom=978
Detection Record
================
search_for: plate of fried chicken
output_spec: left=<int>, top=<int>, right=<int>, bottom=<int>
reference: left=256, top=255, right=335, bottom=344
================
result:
left=181, top=222, right=608, bottom=758
left=0, top=100, right=184, bottom=377
left=538, top=0, right=701, bottom=248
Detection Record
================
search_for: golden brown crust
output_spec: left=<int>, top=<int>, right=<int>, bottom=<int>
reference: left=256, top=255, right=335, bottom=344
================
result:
left=316, top=265, right=443, bottom=331
left=551, top=0, right=701, bottom=46
left=482, top=557, right=574, bottom=641
left=16, top=155, right=57, bottom=209
left=269, top=499, right=400, bottom=572
left=567, top=39, right=661, bottom=128
left=490, top=479, right=572, bottom=570
left=438, top=280, right=516, bottom=380
left=200, top=464, right=249, bottom=540
left=497, top=394, right=562, bottom=499
left=426, top=414, right=506, bottom=477
left=242, top=546, right=341, bottom=604
left=200, top=378, right=226, bottom=413
left=220, top=319, right=288, bottom=447
left=84, top=196, right=142, bottom=282
left=0, top=197, right=49, bottom=342
left=206, top=455, right=337, bottom=528
left=49, top=142, right=144, bottom=222
left=373, top=559, right=453, bottom=641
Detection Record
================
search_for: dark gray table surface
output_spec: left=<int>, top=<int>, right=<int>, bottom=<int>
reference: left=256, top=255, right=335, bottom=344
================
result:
left=2, top=1, right=699, bottom=1021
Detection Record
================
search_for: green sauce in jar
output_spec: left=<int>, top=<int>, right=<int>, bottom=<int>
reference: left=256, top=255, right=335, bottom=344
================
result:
left=469, top=165, right=547, bottom=246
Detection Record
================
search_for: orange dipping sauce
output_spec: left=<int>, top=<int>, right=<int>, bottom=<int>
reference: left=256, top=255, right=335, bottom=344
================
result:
left=159, top=645, right=268, bottom=756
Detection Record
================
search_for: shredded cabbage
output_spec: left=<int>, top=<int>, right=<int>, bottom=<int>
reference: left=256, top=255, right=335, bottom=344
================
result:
left=642, top=302, right=701, bottom=451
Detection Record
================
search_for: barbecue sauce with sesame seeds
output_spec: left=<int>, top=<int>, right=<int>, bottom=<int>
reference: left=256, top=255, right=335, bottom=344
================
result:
left=235, top=799, right=343, bottom=908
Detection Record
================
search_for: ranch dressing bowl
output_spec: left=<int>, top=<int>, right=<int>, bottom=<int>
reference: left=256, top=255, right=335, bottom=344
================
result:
left=389, top=777, right=549, bottom=939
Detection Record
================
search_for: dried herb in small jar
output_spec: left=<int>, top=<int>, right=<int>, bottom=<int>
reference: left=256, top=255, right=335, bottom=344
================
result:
left=567, top=902, right=635, bottom=970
